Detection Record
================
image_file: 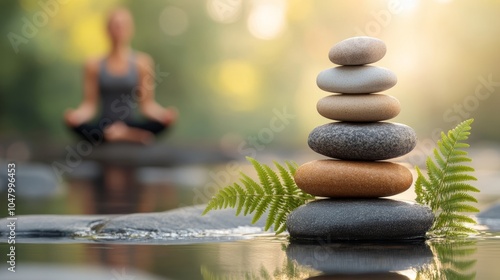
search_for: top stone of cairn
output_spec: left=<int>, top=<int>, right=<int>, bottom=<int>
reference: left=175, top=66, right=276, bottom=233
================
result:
left=329, top=36, right=386, bottom=65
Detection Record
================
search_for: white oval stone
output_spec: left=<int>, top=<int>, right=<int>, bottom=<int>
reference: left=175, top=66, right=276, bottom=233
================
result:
left=316, top=94, right=401, bottom=122
left=316, top=66, right=397, bottom=94
left=329, top=36, right=386, bottom=65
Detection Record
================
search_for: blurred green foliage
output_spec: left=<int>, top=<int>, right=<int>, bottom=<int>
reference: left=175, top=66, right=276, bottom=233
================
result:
left=1, top=0, right=499, bottom=153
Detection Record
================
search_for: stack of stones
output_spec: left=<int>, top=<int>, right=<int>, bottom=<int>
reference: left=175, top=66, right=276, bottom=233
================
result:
left=287, top=37, right=434, bottom=241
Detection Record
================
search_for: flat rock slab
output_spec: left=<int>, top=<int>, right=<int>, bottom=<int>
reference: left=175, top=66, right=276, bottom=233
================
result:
left=98, top=205, right=267, bottom=237
left=308, top=122, right=417, bottom=160
left=286, top=241, right=432, bottom=274
left=287, top=198, right=433, bottom=241
left=0, top=205, right=267, bottom=242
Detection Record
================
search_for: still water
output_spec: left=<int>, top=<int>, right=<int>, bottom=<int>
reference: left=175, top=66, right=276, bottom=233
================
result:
left=1, top=162, right=500, bottom=279
left=1, top=235, right=500, bottom=279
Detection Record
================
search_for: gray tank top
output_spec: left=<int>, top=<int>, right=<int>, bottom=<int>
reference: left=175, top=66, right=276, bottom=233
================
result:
left=98, top=54, right=138, bottom=122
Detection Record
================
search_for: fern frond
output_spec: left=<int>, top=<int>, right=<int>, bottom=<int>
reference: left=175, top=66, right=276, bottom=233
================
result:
left=203, top=157, right=314, bottom=234
left=414, top=119, right=479, bottom=238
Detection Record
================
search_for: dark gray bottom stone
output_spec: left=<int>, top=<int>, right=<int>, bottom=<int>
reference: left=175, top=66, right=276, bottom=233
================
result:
left=286, top=198, right=434, bottom=241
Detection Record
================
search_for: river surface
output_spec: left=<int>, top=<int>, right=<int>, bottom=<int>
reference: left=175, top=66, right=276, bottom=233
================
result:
left=1, top=160, right=500, bottom=279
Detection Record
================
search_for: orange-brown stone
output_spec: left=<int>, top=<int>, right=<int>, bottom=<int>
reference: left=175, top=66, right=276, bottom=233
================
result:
left=294, top=160, right=412, bottom=198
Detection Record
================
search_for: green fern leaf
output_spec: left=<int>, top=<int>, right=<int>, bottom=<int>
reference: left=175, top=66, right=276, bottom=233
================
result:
left=445, top=165, right=475, bottom=173
left=203, top=157, right=314, bottom=234
left=443, top=173, right=477, bottom=183
left=414, top=119, right=479, bottom=237
left=248, top=157, right=272, bottom=190
left=415, top=166, right=431, bottom=205
left=275, top=162, right=295, bottom=195
left=446, top=183, right=480, bottom=194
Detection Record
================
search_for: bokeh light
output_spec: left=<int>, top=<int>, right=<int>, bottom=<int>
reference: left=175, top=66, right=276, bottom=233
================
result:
left=206, top=0, right=243, bottom=24
left=159, top=6, right=189, bottom=36
left=213, top=60, right=261, bottom=111
left=399, top=0, right=420, bottom=13
left=69, top=13, right=108, bottom=59
left=247, top=0, right=287, bottom=40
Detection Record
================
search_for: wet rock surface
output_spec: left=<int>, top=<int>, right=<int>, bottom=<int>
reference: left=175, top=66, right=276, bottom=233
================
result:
left=0, top=205, right=268, bottom=242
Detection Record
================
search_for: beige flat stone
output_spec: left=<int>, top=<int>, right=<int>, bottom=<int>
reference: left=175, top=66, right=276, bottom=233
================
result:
left=316, top=94, right=401, bottom=122
left=294, top=160, right=413, bottom=198
left=329, top=36, right=387, bottom=65
left=316, top=66, right=397, bottom=94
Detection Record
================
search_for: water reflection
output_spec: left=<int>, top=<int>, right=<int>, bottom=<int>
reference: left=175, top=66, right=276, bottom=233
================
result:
left=286, top=241, right=433, bottom=275
left=305, top=273, right=410, bottom=280
left=94, top=165, right=142, bottom=214
left=285, top=239, right=478, bottom=280
left=199, top=250, right=319, bottom=280
left=415, top=240, right=477, bottom=280
left=0, top=236, right=486, bottom=280
left=67, top=163, right=179, bottom=215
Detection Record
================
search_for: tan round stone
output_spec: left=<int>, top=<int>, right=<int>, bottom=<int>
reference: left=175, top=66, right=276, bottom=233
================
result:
left=316, top=94, right=401, bottom=122
left=329, top=36, right=387, bottom=65
left=294, top=160, right=412, bottom=198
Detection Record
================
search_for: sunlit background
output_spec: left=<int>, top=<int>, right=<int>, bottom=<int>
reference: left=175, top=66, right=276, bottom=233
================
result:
left=1, top=0, right=500, bottom=158
left=1, top=2, right=500, bottom=279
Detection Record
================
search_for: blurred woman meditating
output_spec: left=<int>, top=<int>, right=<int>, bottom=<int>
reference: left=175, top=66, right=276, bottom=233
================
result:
left=64, top=7, right=177, bottom=144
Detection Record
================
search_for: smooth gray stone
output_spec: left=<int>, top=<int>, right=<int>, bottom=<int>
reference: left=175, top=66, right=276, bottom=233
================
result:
left=308, top=122, right=417, bottom=160
left=286, top=199, right=434, bottom=241
left=286, top=241, right=433, bottom=274
left=316, top=66, right=397, bottom=94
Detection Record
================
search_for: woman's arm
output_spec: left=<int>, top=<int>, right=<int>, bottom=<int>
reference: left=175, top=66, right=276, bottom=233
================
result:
left=136, top=53, right=174, bottom=124
left=64, top=59, right=99, bottom=126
